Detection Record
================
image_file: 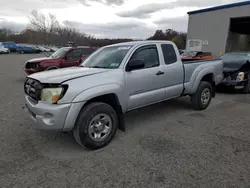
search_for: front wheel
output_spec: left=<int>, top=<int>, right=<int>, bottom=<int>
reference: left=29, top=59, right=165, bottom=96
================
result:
left=243, top=80, right=250, bottom=94
left=191, top=81, right=212, bottom=110
left=73, top=102, right=118, bottom=150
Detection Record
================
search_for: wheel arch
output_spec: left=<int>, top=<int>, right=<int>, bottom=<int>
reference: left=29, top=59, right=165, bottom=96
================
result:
left=200, top=73, right=215, bottom=97
left=192, top=70, right=215, bottom=97
left=75, top=93, right=125, bottom=132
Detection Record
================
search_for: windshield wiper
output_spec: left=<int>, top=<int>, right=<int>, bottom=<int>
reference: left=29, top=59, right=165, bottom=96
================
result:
left=91, top=66, right=106, bottom=68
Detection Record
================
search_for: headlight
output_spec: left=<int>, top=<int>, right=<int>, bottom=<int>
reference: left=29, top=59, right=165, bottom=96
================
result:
left=41, top=87, right=63, bottom=104
left=236, top=72, right=245, bottom=81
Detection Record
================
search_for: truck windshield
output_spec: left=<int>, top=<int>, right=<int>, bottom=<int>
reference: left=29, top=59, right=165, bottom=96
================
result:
left=50, top=48, right=69, bottom=58
left=81, top=45, right=131, bottom=69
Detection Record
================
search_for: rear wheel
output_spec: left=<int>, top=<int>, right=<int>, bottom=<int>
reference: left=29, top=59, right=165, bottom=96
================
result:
left=73, top=102, right=118, bottom=150
left=191, top=81, right=212, bottom=110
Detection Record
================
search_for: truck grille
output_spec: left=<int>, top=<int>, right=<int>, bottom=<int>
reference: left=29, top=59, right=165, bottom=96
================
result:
left=223, top=72, right=237, bottom=80
left=24, top=78, right=43, bottom=102
left=25, top=62, right=39, bottom=69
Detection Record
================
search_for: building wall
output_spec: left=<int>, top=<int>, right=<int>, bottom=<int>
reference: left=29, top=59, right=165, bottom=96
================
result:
left=186, top=4, right=250, bottom=57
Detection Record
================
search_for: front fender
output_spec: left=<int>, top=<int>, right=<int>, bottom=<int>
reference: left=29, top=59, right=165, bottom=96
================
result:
left=72, top=83, right=126, bottom=111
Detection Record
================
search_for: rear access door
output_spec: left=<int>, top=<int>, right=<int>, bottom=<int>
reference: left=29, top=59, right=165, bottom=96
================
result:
left=158, top=43, right=184, bottom=99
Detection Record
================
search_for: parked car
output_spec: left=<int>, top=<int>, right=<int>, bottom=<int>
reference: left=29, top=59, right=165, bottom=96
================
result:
left=24, top=46, right=98, bottom=74
left=181, top=51, right=213, bottom=61
left=49, top=46, right=59, bottom=52
left=0, top=42, right=18, bottom=52
left=218, top=52, right=250, bottom=93
left=38, top=46, right=51, bottom=52
left=46, top=46, right=57, bottom=52
left=31, top=46, right=42, bottom=53
left=23, top=40, right=223, bottom=150
left=17, top=45, right=36, bottom=54
left=0, top=46, right=10, bottom=54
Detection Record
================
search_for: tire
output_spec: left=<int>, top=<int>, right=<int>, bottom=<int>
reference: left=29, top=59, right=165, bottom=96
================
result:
left=73, top=102, right=118, bottom=150
left=191, top=81, right=212, bottom=110
left=243, top=82, right=250, bottom=94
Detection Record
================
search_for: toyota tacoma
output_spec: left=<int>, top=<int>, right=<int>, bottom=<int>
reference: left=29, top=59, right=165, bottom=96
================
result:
left=24, top=41, right=223, bottom=150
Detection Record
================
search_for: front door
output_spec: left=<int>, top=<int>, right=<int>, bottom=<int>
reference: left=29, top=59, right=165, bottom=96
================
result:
left=125, top=45, right=166, bottom=110
left=61, top=49, right=82, bottom=68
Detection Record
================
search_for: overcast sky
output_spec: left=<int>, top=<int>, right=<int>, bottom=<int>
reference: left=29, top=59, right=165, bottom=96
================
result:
left=0, top=0, right=246, bottom=38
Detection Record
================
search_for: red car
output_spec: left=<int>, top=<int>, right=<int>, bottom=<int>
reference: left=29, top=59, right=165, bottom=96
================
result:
left=24, top=46, right=98, bottom=74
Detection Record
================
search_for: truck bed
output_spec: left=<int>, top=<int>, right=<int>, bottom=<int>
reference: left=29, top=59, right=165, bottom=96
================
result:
left=182, top=59, right=224, bottom=94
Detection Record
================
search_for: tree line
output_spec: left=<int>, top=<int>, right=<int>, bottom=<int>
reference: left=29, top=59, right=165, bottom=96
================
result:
left=0, top=10, right=186, bottom=49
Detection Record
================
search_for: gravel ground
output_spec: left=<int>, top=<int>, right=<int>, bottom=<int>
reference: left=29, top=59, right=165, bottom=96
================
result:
left=0, top=54, right=250, bottom=188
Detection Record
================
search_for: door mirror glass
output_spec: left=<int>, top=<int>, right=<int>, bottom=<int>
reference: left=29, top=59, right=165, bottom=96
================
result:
left=126, top=59, right=145, bottom=71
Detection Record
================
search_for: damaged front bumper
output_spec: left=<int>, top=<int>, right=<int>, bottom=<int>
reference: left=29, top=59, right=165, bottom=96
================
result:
left=219, top=79, right=248, bottom=89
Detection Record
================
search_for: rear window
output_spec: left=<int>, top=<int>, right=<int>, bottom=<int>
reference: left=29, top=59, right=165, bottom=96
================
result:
left=161, top=44, right=177, bottom=64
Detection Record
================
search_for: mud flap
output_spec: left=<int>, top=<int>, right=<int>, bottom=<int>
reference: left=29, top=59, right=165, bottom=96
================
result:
left=117, top=105, right=125, bottom=132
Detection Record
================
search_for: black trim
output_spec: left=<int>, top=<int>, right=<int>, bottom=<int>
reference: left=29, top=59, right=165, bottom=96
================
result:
left=126, top=44, right=160, bottom=71
left=180, top=61, right=186, bottom=96
left=182, top=58, right=221, bottom=64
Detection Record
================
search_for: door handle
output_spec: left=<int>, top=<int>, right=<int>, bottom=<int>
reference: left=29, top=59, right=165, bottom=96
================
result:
left=156, top=71, right=164, bottom=75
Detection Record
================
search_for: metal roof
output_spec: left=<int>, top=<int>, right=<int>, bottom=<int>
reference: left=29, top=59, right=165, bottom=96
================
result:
left=187, top=0, right=250, bottom=15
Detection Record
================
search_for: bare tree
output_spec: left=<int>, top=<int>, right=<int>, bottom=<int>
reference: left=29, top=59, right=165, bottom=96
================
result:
left=28, top=10, right=59, bottom=44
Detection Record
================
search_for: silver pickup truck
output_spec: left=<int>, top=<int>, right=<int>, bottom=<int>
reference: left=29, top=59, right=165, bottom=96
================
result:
left=24, top=40, right=223, bottom=150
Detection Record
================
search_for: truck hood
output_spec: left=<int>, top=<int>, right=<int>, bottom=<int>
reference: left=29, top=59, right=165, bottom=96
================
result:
left=27, top=57, right=52, bottom=63
left=28, top=66, right=109, bottom=83
left=223, top=60, right=248, bottom=73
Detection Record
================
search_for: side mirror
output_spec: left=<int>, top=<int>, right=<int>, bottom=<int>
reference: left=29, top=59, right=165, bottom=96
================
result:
left=126, top=59, right=145, bottom=71
left=64, top=56, right=68, bottom=60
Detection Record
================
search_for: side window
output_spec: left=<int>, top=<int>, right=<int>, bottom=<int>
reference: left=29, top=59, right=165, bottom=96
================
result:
left=82, top=48, right=95, bottom=56
left=130, top=45, right=159, bottom=69
left=67, top=49, right=82, bottom=59
left=161, top=44, right=177, bottom=64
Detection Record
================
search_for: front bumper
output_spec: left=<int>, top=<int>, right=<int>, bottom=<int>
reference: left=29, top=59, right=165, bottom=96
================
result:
left=219, top=79, right=248, bottom=89
left=24, top=95, right=85, bottom=131
left=0, top=51, right=9, bottom=54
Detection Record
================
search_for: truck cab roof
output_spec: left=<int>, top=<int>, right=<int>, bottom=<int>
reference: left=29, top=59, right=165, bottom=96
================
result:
left=109, top=40, right=174, bottom=47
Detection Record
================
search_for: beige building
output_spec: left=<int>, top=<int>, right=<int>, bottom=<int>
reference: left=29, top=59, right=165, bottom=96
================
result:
left=186, top=1, right=250, bottom=57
